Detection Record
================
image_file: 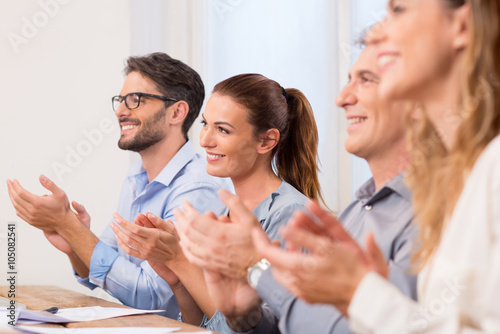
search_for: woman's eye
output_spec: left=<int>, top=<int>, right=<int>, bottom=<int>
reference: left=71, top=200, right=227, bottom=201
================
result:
left=392, top=6, right=405, bottom=13
left=360, top=76, right=379, bottom=85
left=389, top=1, right=406, bottom=14
left=218, top=127, right=229, bottom=134
left=360, top=76, right=374, bottom=84
left=200, top=120, right=207, bottom=127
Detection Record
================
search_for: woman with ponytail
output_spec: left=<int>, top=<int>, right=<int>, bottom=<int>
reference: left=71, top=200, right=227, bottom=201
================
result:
left=110, top=73, right=325, bottom=332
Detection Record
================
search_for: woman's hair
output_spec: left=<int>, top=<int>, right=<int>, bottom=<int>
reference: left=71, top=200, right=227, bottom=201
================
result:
left=407, top=0, right=500, bottom=268
left=213, top=74, right=325, bottom=204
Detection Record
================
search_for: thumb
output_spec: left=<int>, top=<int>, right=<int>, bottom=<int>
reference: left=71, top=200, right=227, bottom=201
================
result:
left=39, top=175, right=64, bottom=197
left=251, top=226, right=272, bottom=254
left=147, top=213, right=176, bottom=233
left=365, top=233, right=388, bottom=278
left=72, top=200, right=87, bottom=215
left=219, top=189, right=258, bottom=227
left=72, top=200, right=90, bottom=228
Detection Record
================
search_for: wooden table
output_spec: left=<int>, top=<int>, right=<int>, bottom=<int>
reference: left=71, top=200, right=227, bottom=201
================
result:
left=0, top=285, right=212, bottom=333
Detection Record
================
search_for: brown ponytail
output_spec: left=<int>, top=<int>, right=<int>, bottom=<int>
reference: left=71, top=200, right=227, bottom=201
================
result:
left=276, top=88, right=324, bottom=202
left=213, top=74, right=325, bottom=204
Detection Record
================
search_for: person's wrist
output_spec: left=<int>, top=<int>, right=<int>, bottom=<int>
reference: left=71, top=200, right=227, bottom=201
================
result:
left=238, top=248, right=261, bottom=279
left=247, top=258, right=270, bottom=289
left=57, top=214, right=84, bottom=239
left=167, top=249, right=187, bottom=268
left=336, top=267, right=369, bottom=316
left=168, top=279, right=184, bottom=291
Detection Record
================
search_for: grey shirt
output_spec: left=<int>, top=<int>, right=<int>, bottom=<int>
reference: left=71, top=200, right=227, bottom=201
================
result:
left=231, top=173, right=418, bottom=334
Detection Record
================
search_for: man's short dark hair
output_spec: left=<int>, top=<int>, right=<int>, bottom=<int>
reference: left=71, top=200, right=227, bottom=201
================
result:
left=124, top=52, right=205, bottom=139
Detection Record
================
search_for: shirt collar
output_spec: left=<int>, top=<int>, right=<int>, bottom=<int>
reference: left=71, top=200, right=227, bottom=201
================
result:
left=255, top=181, right=285, bottom=213
left=355, top=172, right=411, bottom=205
left=223, top=181, right=285, bottom=218
left=127, top=140, right=197, bottom=187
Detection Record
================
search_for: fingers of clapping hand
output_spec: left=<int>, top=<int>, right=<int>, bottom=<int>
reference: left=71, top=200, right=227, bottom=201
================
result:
left=173, top=201, right=202, bottom=236
left=114, top=229, right=143, bottom=258
left=365, top=233, right=389, bottom=278
left=7, top=179, right=44, bottom=224
left=219, top=189, right=258, bottom=226
left=173, top=207, right=204, bottom=256
left=218, top=215, right=231, bottom=223
left=7, top=179, right=36, bottom=208
left=306, top=201, right=355, bottom=244
left=174, top=203, right=215, bottom=247
left=173, top=207, right=187, bottom=237
left=135, top=213, right=152, bottom=228
left=252, top=226, right=304, bottom=269
left=204, top=211, right=218, bottom=219
left=280, top=224, right=335, bottom=257
left=111, top=213, right=162, bottom=258
left=111, top=214, right=145, bottom=249
left=117, top=213, right=161, bottom=240
left=72, top=201, right=90, bottom=228
left=288, top=209, right=329, bottom=237
left=38, top=175, right=66, bottom=198
left=147, top=213, right=177, bottom=236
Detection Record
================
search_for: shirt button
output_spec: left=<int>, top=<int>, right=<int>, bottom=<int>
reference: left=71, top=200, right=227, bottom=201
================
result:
left=365, top=205, right=372, bottom=211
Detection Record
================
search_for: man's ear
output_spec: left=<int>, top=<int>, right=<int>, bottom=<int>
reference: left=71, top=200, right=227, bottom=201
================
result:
left=257, top=128, right=280, bottom=155
left=452, top=3, right=470, bottom=51
left=169, top=101, right=189, bottom=125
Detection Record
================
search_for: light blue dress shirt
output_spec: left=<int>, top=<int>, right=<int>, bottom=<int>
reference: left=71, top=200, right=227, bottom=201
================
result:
left=231, top=173, right=418, bottom=334
left=76, top=140, right=228, bottom=318
left=188, top=181, right=309, bottom=333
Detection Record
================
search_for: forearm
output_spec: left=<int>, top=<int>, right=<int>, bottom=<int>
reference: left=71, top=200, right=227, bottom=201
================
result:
left=58, top=215, right=99, bottom=268
left=169, top=258, right=217, bottom=319
left=258, top=268, right=345, bottom=334
left=68, top=251, right=89, bottom=278
left=169, top=282, right=204, bottom=325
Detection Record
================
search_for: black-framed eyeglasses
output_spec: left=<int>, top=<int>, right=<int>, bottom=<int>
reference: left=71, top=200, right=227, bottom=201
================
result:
left=111, top=92, right=178, bottom=111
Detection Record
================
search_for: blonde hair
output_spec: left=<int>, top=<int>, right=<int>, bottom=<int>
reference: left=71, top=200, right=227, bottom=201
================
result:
left=407, top=0, right=500, bottom=268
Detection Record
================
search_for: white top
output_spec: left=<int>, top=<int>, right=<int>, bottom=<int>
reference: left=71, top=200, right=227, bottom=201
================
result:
left=349, top=135, right=500, bottom=334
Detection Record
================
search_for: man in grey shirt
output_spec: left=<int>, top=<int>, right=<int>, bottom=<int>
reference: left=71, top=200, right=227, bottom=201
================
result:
left=174, top=44, right=417, bottom=333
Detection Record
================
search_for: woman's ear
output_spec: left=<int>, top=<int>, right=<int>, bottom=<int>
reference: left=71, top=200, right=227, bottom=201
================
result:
left=452, top=3, right=470, bottom=51
left=170, top=101, right=189, bottom=125
left=257, top=128, right=280, bottom=154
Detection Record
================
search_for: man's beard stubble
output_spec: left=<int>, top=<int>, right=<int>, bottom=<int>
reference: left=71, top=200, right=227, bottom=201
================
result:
left=118, top=106, right=167, bottom=152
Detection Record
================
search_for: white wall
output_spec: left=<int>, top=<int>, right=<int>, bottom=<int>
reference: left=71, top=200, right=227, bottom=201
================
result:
left=0, top=0, right=131, bottom=300
left=349, top=0, right=388, bottom=196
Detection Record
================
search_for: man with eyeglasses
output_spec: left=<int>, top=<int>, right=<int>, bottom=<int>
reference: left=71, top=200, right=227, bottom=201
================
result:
left=7, top=53, right=227, bottom=318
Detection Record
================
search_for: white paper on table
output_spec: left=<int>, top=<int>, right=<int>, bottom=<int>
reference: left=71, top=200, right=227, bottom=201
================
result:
left=15, top=326, right=212, bottom=334
left=15, top=307, right=165, bottom=324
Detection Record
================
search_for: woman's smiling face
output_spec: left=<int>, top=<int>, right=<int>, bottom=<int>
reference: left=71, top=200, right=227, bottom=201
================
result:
left=200, top=93, right=264, bottom=180
left=374, top=0, right=463, bottom=102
